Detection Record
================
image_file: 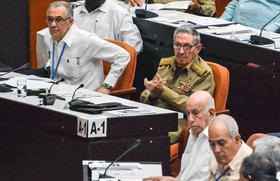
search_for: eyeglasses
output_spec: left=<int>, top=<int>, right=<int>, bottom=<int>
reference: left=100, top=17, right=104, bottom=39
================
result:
left=46, top=16, right=70, bottom=24
left=174, top=43, right=197, bottom=52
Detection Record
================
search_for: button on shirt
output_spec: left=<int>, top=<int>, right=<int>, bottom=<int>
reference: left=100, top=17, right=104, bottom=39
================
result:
left=73, top=0, right=143, bottom=54
left=220, top=0, right=280, bottom=32
left=45, top=24, right=129, bottom=91
left=177, top=127, right=212, bottom=181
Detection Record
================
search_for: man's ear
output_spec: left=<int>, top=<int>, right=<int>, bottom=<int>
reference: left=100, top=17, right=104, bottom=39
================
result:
left=209, top=108, right=216, bottom=119
left=69, top=18, right=74, bottom=26
left=195, top=43, right=203, bottom=54
left=234, top=134, right=241, bottom=143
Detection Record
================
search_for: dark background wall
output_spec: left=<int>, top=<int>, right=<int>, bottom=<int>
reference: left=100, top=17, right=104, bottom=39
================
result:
left=0, top=0, right=29, bottom=68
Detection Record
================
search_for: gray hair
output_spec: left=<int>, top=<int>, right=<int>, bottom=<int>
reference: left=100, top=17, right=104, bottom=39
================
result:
left=214, top=114, right=239, bottom=139
left=204, top=93, right=215, bottom=112
left=47, top=1, right=73, bottom=19
left=254, top=136, right=280, bottom=171
left=241, top=153, right=277, bottom=180
left=173, top=25, right=201, bottom=45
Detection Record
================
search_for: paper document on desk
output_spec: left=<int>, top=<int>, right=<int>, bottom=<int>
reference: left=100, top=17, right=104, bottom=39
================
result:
left=3, top=77, right=53, bottom=89
left=132, top=1, right=190, bottom=11
left=207, top=24, right=253, bottom=35
left=104, top=108, right=157, bottom=116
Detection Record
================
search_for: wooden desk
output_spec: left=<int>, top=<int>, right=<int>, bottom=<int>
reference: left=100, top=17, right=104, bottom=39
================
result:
left=133, top=16, right=280, bottom=140
left=0, top=91, right=178, bottom=180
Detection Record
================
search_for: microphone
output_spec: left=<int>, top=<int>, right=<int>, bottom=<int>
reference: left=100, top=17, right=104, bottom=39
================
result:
left=71, top=84, right=84, bottom=100
left=0, top=63, right=30, bottom=80
left=250, top=12, right=280, bottom=45
left=49, top=78, right=65, bottom=94
left=100, top=139, right=142, bottom=178
left=135, top=0, right=158, bottom=19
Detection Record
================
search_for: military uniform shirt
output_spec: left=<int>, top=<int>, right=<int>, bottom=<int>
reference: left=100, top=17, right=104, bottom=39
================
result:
left=140, top=56, right=215, bottom=114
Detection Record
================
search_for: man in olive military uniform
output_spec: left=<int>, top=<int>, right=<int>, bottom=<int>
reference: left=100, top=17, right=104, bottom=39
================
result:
left=127, top=0, right=216, bottom=17
left=140, top=25, right=215, bottom=144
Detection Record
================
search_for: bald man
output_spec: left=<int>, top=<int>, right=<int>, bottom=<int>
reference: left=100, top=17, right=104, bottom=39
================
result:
left=145, top=91, right=216, bottom=181
left=208, top=114, right=252, bottom=181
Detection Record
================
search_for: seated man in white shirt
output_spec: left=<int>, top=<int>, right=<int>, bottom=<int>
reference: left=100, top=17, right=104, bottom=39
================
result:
left=37, top=0, right=142, bottom=68
left=44, top=1, right=129, bottom=94
left=144, top=90, right=216, bottom=181
left=208, top=114, right=253, bottom=181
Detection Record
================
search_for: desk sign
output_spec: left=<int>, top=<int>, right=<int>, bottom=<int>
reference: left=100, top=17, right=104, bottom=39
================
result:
left=77, top=117, right=107, bottom=138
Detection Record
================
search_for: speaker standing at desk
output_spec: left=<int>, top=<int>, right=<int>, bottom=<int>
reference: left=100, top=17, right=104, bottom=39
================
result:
left=140, top=25, right=215, bottom=144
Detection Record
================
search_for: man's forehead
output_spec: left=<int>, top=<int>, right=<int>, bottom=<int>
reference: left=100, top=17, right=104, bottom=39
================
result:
left=47, top=6, right=67, bottom=16
left=175, top=32, right=195, bottom=42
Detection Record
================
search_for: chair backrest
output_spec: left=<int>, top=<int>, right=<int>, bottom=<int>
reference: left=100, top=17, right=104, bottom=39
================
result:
left=103, top=39, right=137, bottom=91
left=246, top=133, right=268, bottom=149
left=205, top=61, right=230, bottom=113
left=215, top=0, right=232, bottom=17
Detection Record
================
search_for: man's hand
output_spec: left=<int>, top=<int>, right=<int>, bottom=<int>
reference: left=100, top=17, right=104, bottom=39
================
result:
left=144, top=73, right=166, bottom=99
left=143, top=176, right=180, bottom=181
left=125, top=0, right=143, bottom=7
left=96, top=86, right=110, bottom=94
left=188, top=0, right=200, bottom=12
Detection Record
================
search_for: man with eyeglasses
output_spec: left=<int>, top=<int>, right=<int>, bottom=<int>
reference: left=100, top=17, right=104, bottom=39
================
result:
left=140, top=25, right=215, bottom=144
left=42, top=1, right=129, bottom=94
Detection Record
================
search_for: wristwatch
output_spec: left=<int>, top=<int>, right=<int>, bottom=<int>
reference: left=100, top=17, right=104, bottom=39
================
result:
left=101, top=83, right=113, bottom=90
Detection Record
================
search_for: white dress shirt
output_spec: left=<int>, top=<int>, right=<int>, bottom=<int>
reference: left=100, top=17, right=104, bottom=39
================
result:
left=45, top=24, right=129, bottom=91
left=177, top=127, right=212, bottom=181
left=73, top=0, right=143, bottom=54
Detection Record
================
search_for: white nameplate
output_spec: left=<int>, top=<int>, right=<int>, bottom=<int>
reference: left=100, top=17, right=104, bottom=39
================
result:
left=77, top=117, right=107, bottom=138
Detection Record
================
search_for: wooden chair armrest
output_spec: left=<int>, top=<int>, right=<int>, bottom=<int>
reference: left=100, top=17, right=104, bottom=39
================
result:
left=170, top=143, right=179, bottom=162
left=109, top=87, right=136, bottom=96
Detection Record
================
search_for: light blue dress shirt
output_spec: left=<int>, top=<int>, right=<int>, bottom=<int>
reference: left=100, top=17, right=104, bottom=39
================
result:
left=220, top=0, right=280, bottom=32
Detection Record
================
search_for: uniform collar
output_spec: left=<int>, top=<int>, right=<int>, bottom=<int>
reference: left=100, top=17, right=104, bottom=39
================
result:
left=171, top=56, right=200, bottom=73
left=227, top=140, right=252, bottom=171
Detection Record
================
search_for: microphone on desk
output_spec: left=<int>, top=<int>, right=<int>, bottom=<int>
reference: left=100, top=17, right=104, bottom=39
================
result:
left=71, top=84, right=84, bottom=100
left=135, top=0, right=158, bottom=19
left=250, top=12, right=280, bottom=45
left=49, top=78, right=65, bottom=94
left=0, top=63, right=30, bottom=81
left=100, top=139, right=142, bottom=178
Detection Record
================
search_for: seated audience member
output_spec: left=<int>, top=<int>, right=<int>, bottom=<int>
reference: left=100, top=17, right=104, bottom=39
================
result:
left=140, top=25, right=215, bottom=143
left=144, top=91, right=216, bottom=181
left=43, top=1, right=129, bottom=94
left=128, top=0, right=216, bottom=17
left=239, top=154, right=278, bottom=181
left=253, top=136, right=280, bottom=180
left=208, top=114, right=253, bottom=181
left=220, top=0, right=280, bottom=32
left=36, top=0, right=142, bottom=68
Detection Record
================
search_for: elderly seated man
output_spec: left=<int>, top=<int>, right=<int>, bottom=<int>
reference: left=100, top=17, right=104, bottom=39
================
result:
left=144, top=91, right=216, bottom=181
left=140, top=25, right=215, bottom=144
left=37, top=0, right=142, bottom=68
left=208, top=114, right=253, bottom=181
left=41, top=1, right=129, bottom=94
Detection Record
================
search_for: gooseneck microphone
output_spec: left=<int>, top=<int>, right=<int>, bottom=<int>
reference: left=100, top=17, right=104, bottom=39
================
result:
left=71, top=84, right=84, bottom=100
left=250, top=12, right=280, bottom=45
left=0, top=63, right=30, bottom=80
left=49, top=78, right=65, bottom=94
left=135, top=0, right=158, bottom=19
left=101, top=139, right=142, bottom=178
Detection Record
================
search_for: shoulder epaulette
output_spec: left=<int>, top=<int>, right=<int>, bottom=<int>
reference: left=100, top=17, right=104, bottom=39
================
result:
left=159, top=57, right=174, bottom=66
left=191, top=63, right=207, bottom=76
